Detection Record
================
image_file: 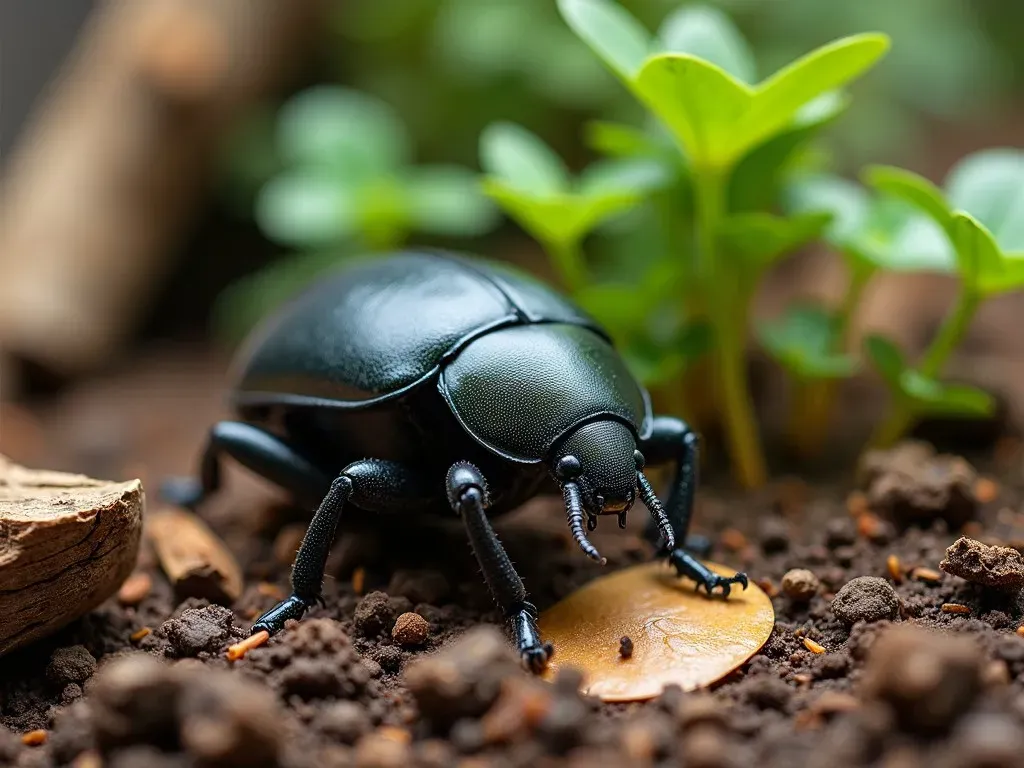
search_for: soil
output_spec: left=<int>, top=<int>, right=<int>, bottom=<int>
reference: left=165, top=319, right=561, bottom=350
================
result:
left=3, top=347, right=1024, bottom=767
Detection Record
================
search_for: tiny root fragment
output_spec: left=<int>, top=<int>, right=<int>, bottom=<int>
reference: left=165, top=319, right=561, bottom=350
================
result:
left=227, top=630, right=269, bottom=661
left=911, top=567, right=942, bottom=584
left=886, top=554, right=903, bottom=583
left=803, top=637, right=826, bottom=654
left=130, top=627, right=152, bottom=642
left=941, top=603, right=970, bottom=615
left=21, top=730, right=47, bottom=746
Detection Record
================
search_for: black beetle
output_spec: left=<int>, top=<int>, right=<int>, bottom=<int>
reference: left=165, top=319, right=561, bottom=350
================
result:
left=164, top=250, right=747, bottom=672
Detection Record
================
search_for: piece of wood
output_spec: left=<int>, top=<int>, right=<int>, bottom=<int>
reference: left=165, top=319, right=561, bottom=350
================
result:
left=147, top=507, right=243, bottom=605
left=0, top=0, right=323, bottom=378
left=0, top=455, right=144, bottom=656
left=539, top=561, right=775, bottom=702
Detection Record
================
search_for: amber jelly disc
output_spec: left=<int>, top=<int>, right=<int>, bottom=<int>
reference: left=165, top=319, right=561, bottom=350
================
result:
left=539, top=560, right=775, bottom=702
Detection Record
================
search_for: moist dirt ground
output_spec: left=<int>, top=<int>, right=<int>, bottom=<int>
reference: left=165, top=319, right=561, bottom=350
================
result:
left=3, top=347, right=1024, bottom=768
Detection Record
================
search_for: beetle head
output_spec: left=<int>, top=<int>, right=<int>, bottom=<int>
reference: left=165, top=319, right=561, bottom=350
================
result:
left=554, top=420, right=637, bottom=519
left=553, top=420, right=677, bottom=563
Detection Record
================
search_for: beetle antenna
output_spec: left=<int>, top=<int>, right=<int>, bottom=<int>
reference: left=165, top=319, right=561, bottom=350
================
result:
left=637, top=471, right=676, bottom=552
left=563, top=482, right=606, bottom=565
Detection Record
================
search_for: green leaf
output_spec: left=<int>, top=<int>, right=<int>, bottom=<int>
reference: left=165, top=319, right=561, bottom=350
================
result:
left=353, top=176, right=413, bottom=250
left=946, top=148, right=1024, bottom=251
left=634, top=54, right=752, bottom=167
left=255, top=173, right=356, bottom=247
left=900, top=373, right=996, bottom=417
left=577, top=157, right=674, bottom=196
left=863, top=165, right=953, bottom=235
left=785, top=174, right=868, bottom=247
left=657, top=5, right=756, bottom=84
left=277, top=86, right=409, bottom=176
left=864, top=334, right=906, bottom=392
left=556, top=0, right=651, bottom=80
left=586, top=120, right=663, bottom=158
left=785, top=174, right=954, bottom=274
left=718, top=211, right=831, bottom=271
left=622, top=320, right=714, bottom=386
left=729, top=91, right=847, bottom=211
left=584, top=120, right=684, bottom=179
left=950, top=211, right=1006, bottom=294
left=735, top=34, right=890, bottom=159
left=479, top=122, right=571, bottom=196
left=759, top=305, right=857, bottom=380
left=864, top=333, right=995, bottom=418
left=405, top=165, right=500, bottom=236
left=482, top=179, right=641, bottom=246
left=634, top=34, right=888, bottom=167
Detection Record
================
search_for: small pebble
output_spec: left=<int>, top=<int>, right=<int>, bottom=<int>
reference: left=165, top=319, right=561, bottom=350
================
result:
left=619, top=635, right=634, bottom=659
left=781, top=569, right=820, bottom=602
left=46, top=646, right=97, bottom=687
left=355, top=591, right=405, bottom=637
left=940, top=536, right=1024, bottom=591
left=161, top=604, right=237, bottom=657
left=831, top=576, right=900, bottom=626
left=392, top=612, right=429, bottom=647
left=862, top=624, right=982, bottom=733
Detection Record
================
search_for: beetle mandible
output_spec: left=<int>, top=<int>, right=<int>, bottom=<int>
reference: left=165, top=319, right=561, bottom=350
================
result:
left=164, top=250, right=747, bottom=672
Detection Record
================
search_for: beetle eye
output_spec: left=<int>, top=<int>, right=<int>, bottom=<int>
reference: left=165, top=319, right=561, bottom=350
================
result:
left=633, top=450, right=646, bottom=470
left=556, top=455, right=582, bottom=480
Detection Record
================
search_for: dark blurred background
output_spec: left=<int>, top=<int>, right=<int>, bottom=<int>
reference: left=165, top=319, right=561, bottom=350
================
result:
left=1, top=0, right=1022, bottom=476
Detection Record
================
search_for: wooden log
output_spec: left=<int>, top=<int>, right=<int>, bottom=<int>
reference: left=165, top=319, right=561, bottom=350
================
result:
left=0, top=455, right=144, bottom=655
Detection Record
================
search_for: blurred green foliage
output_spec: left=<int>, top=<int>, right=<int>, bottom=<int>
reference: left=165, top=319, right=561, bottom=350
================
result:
left=214, top=0, right=1024, bottom=482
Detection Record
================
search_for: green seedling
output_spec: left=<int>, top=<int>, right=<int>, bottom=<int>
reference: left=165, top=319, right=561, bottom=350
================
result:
left=557, top=0, right=889, bottom=487
left=258, top=85, right=497, bottom=251
left=861, top=148, right=1024, bottom=445
left=779, top=173, right=954, bottom=455
left=479, top=121, right=670, bottom=292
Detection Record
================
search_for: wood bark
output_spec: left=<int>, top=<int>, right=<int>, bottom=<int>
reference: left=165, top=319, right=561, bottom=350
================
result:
left=147, top=507, right=243, bottom=605
left=0, top=455, right=144, bottom=655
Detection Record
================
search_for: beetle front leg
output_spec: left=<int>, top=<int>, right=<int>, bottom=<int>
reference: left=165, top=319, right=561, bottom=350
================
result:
left=446, top=462, right=552, bottom=674
left=640, top=415, right=748, bottom=598
left=253, top=458, right=428, bottom=635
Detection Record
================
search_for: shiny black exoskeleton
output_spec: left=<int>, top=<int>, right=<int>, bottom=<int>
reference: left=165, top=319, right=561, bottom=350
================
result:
left=164, top=250, right=747, bottom=672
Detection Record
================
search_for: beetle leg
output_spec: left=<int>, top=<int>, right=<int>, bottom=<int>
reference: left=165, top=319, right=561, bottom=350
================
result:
left=253, top=459, right=429, bottom=635
left=640, top=415, right=748, bottom=597
left=252, top=474, right=353, bottom=634
left=446, top=462, right=553, bottom=674
left=161, top=421, right=332, bottom=510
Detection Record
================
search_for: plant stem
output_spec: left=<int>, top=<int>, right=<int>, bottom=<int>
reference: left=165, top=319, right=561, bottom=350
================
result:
left=870, top=286, right=980, bottom=448
left=791, top=266, right=873, bottom=458
left=694, top=166, right=767, bottom=488
left=547, top=238, right=587, bottom=294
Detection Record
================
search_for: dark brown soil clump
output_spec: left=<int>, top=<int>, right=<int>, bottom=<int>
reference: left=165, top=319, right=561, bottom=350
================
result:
left=3, top=354, right=1024, bottom=767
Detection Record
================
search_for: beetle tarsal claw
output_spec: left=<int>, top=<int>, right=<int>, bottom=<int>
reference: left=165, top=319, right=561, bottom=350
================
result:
left=563, top=482, right=605, bottom=564
left=637, top=470, right=676, bottom=552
